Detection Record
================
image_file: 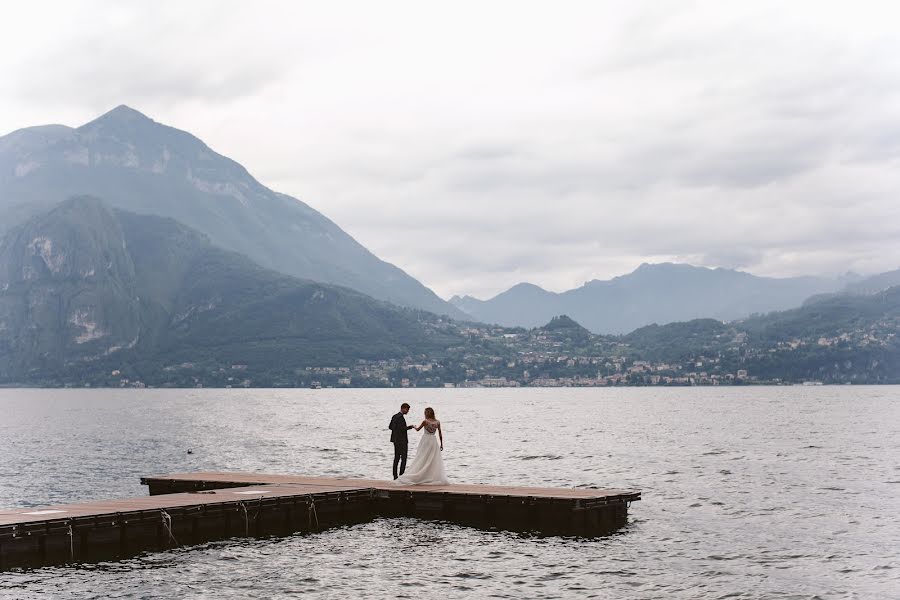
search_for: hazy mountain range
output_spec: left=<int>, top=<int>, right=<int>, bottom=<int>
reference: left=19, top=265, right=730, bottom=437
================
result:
left=0, top=197, right=461, bottom=383
left=450, top=263, right=885, bottom=334
left=0, top=106, right=896, bottom=385
left=0, top=198, right=895, bottom=386
left=844, top=268, right=900, bottom=294
left=0, top=105, right=466, bottom=319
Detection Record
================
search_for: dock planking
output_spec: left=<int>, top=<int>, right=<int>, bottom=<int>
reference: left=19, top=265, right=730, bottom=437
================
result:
left=141, top=471, right=639, bottom=502
left=1, top=472, right=640, bottom=570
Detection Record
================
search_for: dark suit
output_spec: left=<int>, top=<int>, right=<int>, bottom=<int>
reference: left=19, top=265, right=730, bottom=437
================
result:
left=389, top=411, right=410, bottom=479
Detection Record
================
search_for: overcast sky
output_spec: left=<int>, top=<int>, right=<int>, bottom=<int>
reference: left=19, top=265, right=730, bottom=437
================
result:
left=2, top=1, right=899, bottom=298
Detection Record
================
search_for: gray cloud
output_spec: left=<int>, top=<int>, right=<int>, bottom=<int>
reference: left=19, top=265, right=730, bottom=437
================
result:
left=2, top=0, right=899, bottom=299
left=5, top=2, right=292, bottom=113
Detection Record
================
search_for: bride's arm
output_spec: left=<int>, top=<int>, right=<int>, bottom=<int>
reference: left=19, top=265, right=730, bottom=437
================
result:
left=438, top=422, right=443, bottom=450
left=414, top=420, right=426, bottom=431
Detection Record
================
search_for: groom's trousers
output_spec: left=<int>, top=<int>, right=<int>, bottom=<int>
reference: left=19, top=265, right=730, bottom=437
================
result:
left=393, top=442, right=408, bottom=479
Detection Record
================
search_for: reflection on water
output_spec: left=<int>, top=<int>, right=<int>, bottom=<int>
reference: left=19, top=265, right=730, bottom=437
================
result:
left=1, top=387, right=898, bottom=599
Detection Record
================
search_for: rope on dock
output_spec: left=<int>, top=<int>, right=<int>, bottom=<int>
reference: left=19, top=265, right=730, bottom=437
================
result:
left=237, top=497, right=264, bottom=536
left=66, top=522, right=74, bottom=562
left=307, top=495, right=319, bottom=531
left=239, top=501, right=249, bottom=536
left=160, top=510, right=178, bottom=546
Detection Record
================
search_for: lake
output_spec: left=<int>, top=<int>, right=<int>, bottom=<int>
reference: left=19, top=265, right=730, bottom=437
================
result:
left=1, top=387, right=898, bottom=599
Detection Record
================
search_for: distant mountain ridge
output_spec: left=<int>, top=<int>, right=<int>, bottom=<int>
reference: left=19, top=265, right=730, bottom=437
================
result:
left=450, top=263, right=846, bottom=334
left=844, top=268, right=900, bottom=294
left=619, top=285, right=900, bottom=383
left=1, top=198, right=895, bottom=386
left=0, top=105, right=466, bottom=318
left=0, top=197, right=462, bottom=384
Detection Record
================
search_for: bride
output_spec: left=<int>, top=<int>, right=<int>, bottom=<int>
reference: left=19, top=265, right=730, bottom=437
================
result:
left=394, top=407, right=448, bottom=485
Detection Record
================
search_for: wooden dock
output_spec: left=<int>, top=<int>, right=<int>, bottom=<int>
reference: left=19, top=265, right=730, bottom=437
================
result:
left=0, top=472, right=640, bottom=570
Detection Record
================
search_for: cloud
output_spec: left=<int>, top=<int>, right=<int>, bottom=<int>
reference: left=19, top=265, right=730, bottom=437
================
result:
left=6, top=2, right=291, bottom=112
left=2, top=0, right=900, bottom=299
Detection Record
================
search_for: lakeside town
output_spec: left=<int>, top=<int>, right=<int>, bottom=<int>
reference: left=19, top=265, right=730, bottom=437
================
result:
left=103, top=306, right=898, bottom=389
left=300, top=355, right=759, bottom=388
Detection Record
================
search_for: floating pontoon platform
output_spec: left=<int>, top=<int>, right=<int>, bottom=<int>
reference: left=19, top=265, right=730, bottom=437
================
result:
left=0, top=472, right=640, bottom=570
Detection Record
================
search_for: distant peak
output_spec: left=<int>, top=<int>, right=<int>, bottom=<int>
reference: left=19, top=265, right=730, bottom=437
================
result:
left=78, top=105, right=155, bottom=132
left=20, top=124, right=73, bottom=135
left=633, top=262, right=683, bottom=272
left=101, top=105, right=151, bottom=122
left=541, top=315, right=588, bottom=332
left=489, top=282, right=553, bottom=302
left=38, top=195, right=116, bottom=225
left=508, top=282, right=548, bottom=293
left=0, top=123, right=73, bottom=149
left=628, top=262, right=729, bottom=277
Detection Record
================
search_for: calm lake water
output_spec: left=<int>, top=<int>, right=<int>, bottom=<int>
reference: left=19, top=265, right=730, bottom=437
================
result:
left=0, top=387, right=898, bottom=599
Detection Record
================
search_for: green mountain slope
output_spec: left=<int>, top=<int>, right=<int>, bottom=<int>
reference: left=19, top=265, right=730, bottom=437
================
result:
left=621, top=289, right=900, bottom=382
left=0, top=197, right=462, bottom=385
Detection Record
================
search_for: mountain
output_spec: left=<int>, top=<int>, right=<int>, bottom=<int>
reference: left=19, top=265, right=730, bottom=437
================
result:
left=0, top=105, right=466, bottom=318
left=740, top=284, right=900, bottom=343
left=450, top=263, right=844, bottom=334
left=620, top=319, right=730, bottom=362
left=844, top=268, right=900, bottom=294
left=539, top=314, right=592, bottom=339
left=451, top=282, right=557, bottom=329
left=0, top=197, right=462, bottom=385
left=621, top=287, right=900, bottom=383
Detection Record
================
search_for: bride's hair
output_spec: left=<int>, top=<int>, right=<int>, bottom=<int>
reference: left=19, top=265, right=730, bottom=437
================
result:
left=424, top=407, right=435, bottom=419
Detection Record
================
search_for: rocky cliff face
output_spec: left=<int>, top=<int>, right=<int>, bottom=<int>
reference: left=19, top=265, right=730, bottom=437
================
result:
left=0, top=197, right=142, bottom=377
left=0, top=106, right=466, bottom=318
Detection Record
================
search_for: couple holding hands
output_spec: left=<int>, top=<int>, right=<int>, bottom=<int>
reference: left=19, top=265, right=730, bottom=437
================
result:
left=388, top=403, right=448, bottom=485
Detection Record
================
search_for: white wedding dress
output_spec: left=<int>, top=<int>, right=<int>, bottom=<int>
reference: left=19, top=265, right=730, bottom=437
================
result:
left=394, top=420, right=449, bottom=485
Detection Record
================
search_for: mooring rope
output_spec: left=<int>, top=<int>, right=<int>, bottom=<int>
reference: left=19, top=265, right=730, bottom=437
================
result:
left=67, top=522, right=74, bottom=562
left=239, top=501, right=249, bottom=536
left=160, top=509, right=178, bottom=546
left=237, top=496, right=266, bottom=537
left=308, top=495, right=319, bottom=531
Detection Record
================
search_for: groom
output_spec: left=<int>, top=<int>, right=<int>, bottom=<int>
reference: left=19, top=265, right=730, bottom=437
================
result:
left=389, top=402, right=414, bottom=479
